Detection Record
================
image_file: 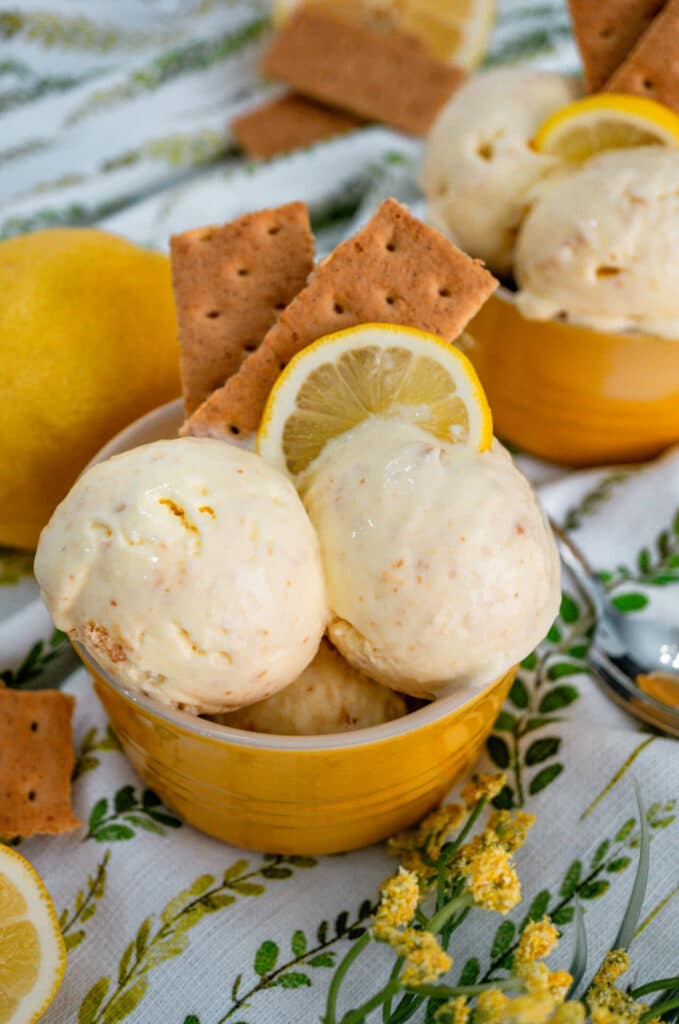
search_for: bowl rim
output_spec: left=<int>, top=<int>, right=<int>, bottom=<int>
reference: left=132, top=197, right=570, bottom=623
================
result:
left=81, top=641, right=512, bottom=752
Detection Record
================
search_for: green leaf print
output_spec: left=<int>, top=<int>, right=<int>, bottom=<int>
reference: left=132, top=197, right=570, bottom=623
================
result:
left=579, top=880, right=610, bottom=900
left=275, top=972, right=311, bottom=989
left=1, top=628, right=70, bottom=688
left=486, top=735, right=510, bottom=770
left=562, top=471, right=632, bottom=531
left=529, top=764, right=563, bottom=795
left=538, top=686, right=579, bottom=713
left=611, top=593, right=649, bottom=613
left=79, top=978, right=111, bottom=1024
left=291, top=930, right=307, bottom=956
left=458, top=959, right=480, bottom=986
left=73, top=725, right=122, bottom=781
left=85, top=787, right=181, bottom=841
left=490, top=920, right=515, bottom=959
left=254, top=940, right=279, bottom=976
left=61, top=851, right=110, bottom=950
left=508, top=677, right=529, bottom=710
left=100, top=979, right=148, bottom=1024
left=493, top=711, right=518, bottom=733
left=524, top=738, right=560, bottom=766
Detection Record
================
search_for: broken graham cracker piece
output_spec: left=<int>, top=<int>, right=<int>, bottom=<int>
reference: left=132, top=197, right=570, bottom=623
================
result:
left=605, top=0, right=679, bottom=112
left=232, top=93, right=365, bottom=159
left=184, top=198, right=497, bottom=441
left=171, top=202, right=315, bottom=417
left=260, top=5, right=463, bottom=137
left=568, top=0, right=666, bottom=92
left=0, top=689, right=79, bottom=838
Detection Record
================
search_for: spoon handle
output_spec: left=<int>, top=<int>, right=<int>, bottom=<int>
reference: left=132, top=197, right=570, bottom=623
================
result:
left=549, top=519, right=606, bottom=615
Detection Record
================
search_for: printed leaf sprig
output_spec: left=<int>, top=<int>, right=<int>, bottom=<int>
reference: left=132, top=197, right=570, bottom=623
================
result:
left=598, top=510, right=679, bottom=613
left=59, top=851, right=110, bottom=952
left=1, top=627, right=69, bottom=687
left=487, top=592, right=592, bottom=809
left=84, top=786, right=182, bottom=842
left=77, top=854, right=317, bottom=1024
left=73, top=725, right=122, bottom=781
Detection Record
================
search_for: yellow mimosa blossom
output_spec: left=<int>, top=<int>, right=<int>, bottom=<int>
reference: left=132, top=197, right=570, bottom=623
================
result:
left=461, top=773, right=507, bottom=809
left=550, top=1004, right=586, bottom=1024
left=488, top=810, right=536, bottom=852
left=374, top=867, right=420, bottom=930
left=592, top=950, right=630, bottom=987
left=396, top=849, right=439, bottom=886
left=468, top=845, right=522, bottom=913
left=388, top=804, right=466, bottom=861
left=378, top=927, right=452, bottom=986
left=502, top=992, right=555, bottom=1023
left=548, top=971, right=574, bottom=1003
left=434, top=995, right=470, bottom=1024
left=475, top=988, right=511, bottom=1023
left=515, top=918, right=559, bottom=965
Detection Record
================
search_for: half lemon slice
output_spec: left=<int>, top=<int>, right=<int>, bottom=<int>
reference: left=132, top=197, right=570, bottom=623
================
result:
left=532, top=93, right=679, bottom=163
left=271, top=0, right=495, bottom=67
left=0, top=846, right=66, bottom=1024
left=257, top=323, right=493, bottom=479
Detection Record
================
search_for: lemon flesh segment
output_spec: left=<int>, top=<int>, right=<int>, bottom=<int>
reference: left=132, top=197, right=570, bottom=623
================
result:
left=258, top=323, right=492, bottom=479
left=0, top=849, right=66, bottom=1024
left=272, top=0, right=495, bottom=67
left=533, top=94, right=679, bottom=163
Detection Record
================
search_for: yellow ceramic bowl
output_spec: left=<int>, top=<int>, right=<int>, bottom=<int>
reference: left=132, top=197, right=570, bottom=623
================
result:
left=466, top=290, right=679, bottom=467
left=77, top=400, right=513, bottom=855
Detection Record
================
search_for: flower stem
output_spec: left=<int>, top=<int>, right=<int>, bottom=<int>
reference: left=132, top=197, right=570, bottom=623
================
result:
left=631, top=977, right=679, bottom=999
left=402, top=978, right=524, bottom=1000
left=340, top=980, right=401, bottom=1024
left=324, top=931, right=371, bottom=1024
left=427, top=894, right=472, bottom=935
left=382, top=957, right=404, bottom=1022
left=640, top=996, right=679, bottom=1022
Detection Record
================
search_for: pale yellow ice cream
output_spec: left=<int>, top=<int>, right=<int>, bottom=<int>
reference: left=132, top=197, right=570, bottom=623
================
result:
left=515, top=147, right=679, bottom=338
left=420, top=68, right=580, bottom=274
left=213, top=639, right=407, bottom=735
left=302, top=419, right=560, bottom=698
left=35, top=438, right=327, bottom=714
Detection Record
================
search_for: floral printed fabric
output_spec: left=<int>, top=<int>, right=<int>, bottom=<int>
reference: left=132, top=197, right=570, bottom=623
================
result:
left=0, top=1, right=678, bottom=1021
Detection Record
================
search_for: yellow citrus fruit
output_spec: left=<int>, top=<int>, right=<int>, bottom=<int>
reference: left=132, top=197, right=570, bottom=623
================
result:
left=0, top=846, right=66, bottom=1024
left=257, top=322, right=493, bottom=478
left=0, top=228, right=180, bottom=550
left=272, top=0, right=495, bottom=67
left=532, top=93, right=679, bottom=163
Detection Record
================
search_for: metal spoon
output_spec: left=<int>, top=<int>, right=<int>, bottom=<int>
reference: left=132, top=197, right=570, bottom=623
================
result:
left=550, top=521, right=679, bottom=735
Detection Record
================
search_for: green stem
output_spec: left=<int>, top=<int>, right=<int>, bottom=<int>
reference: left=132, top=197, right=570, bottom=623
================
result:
left=427, top=895, right=472, bottom=935
left=382, top=958, right=404, bottom=1023
left=631, top=978, right=679, bottom=999
left=324, top=932, right=371, bottom=1024
left=640, top=996, right=679, bottom=1022
left=402, top=978, right=523, bottom=1000
left=442, top=798, right=487, bottom=860
left=61, top=852, right=109, bottom=935
left=340, top=980, right=400, bottom=1024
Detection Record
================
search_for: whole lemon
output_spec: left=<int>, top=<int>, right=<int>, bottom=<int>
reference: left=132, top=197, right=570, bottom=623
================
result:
left=0, top=228, right=181, bottom=550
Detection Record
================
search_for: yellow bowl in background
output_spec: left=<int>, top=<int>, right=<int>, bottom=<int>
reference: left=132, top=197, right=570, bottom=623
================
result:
left=466, top=291, right=679, bottom=467
left=79, top=400, right=513, bottom=854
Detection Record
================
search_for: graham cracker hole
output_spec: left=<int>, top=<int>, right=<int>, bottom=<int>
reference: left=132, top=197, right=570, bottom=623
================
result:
left=334, top=302, right=344, bottom=314
left=244, top=343, right=257, bottom=352
left=439, top=287, right=451, bottom=297
left=229, top=425, right=241, bottom=436
left=599, top=26, right=613, bottom=38
left=642, top=78, right=654, bottom=91
left=386, top=242, right=396, bottom=252
left=206, top=310, right=220, bottom=319
left=279, top=361, right=287, bottom=371
left=275, top=302, right=286, bottom=310
left=237, top=268, right=250, bottom=276
left=268, top=225, right=281, bottom=235
left=28, top=790, right=36, bottom=801
left=385, top=296, right=396, bottom=305
left=477, top=141, right=494, bottom=161
left=30, top=722, right=38, bottom=732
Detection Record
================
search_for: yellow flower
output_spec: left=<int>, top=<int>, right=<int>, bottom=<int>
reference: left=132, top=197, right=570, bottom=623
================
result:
left=377, top=927, right=452, bottom=986
left=374, top=867, right=420, bottom=930
left=396, top=849, right=439, bottom=887
left=468, top=845, right=521, bottom=913
left=488, top=810, right=536, bottom=853
left=502, top=993, right=555, bottom=1023
left=550, top=1004, right=586, bottom=1024
left=591, top=950, right=629, bottom=988
left=434, top=996, right=470, bottom=1024
left=515, top=918, right=559, bottom=966
left=475, top=989, right=511, bottom=1023
left=548, top=972, right=573, bottom=1003
left=461, top=773, right=506, bottom=809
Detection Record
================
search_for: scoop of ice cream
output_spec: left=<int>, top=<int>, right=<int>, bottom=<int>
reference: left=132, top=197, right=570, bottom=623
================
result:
left=515, top=147, right=679, bottom=338
left=302, top=419, right=560, bottom=697
left=35, top=438, right=327, bottom=713
left=212, top=639, right=407, bottom=735
left=420, top=68, right=580, bottom=274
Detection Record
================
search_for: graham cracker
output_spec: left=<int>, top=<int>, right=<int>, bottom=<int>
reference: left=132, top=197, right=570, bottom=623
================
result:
left=183, top=198, right=497, bottom=440
left=260, top=5, right=463, bottom=137
left=568, top=0, right=666, bottom=92
left=232, top=93, right=365, bottom=159
left=606, top=0, right=679, bottom=111
left=0, top=689, right=79, bottom=838
left=170, top=202, right=315, bottom=417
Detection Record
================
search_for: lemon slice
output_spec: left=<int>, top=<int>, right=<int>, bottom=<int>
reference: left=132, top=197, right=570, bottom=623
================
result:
left=272, top=0, right=495, bottom=67
left=532, top=93, right=679, bottom=163
left=257, top=323, right=493, bottom=478
left=0, top=847, right=66, bottom=1024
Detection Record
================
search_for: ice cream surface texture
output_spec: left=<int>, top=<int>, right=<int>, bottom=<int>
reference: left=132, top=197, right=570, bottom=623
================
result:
left=35, top=438, right=327, bottom=713
left=515, top=147, right=679, bottom=338
left=302, top=419, right=560, bottom=698
left=420, top=68, right=580, bottom=274
left=213, top=640, right=407, bottom=735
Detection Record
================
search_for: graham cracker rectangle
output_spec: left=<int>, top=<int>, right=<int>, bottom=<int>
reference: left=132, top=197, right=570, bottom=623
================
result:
left=232, top=92, right=365, bottom=159
left=0, top=689, right=79, bottom=838
left=183, top=198, right=497, bottom=440
left=568, top=0, right=666, bottom=92
left=260, top=5, right=463, bottom=136
left=170, top=202, right=315, bottom=417
left=605, top=0, right=679, bottom=110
